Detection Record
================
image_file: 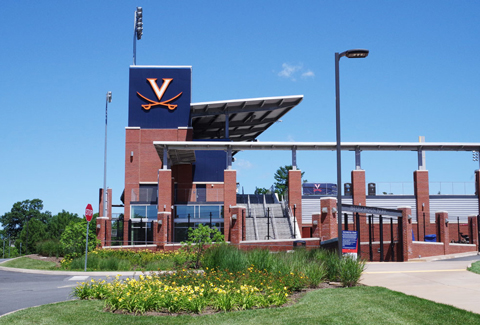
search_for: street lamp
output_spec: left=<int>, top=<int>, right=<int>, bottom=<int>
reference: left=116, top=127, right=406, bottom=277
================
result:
left=335, top=49, right=369, bottom=257
left=133, top=7, right=143, bottom=65
left=103, top=92, right=112, bottom=225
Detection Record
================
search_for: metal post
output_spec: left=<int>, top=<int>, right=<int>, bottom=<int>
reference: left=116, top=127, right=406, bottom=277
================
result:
left=103, top=92, right=112, bottom=227
left=368, top=215, right=373, bottom=261
left=417, top=213, right=420, bottom=241
left=210, top=212, right=212, bottom=229
left=293, top=204, right=296, bottom=238
left=267, top=208, right=270, bottom=240
left=188, top=213, right=191, bottom=230
left=423, top=212, right=426, bottom=241
left=335, top=51, right=343, bottom=257
left=84, top=221, right=90, bottom=272
left=344, top=213, right=348, bottom=231
left=379, top=215, right=384, bottom=262
left=458, top=216, right=461, bottom=242
left=390, top=218, right=394, bottom=262
left=20, top=243, right=22, bottom=256
left=25, top=216, right=29, bottom=255
left=355, top=212, right=360, bottom=258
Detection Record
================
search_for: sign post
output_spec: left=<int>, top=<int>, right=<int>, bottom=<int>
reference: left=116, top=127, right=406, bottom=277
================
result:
left=84, top=204, right=94, bottom=272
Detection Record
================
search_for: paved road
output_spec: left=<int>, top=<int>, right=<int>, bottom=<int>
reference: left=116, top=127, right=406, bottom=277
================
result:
left=361, top=252, right=480, bottom=314
left=0, top=270, right=77, bottom=316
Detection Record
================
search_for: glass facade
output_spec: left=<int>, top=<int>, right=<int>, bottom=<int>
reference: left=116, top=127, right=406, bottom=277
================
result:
left=173, top=204, right=224, bottom=242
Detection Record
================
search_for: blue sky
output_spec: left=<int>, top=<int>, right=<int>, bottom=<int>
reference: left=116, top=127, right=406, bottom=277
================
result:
left=1, top=1, right=480, bottom=218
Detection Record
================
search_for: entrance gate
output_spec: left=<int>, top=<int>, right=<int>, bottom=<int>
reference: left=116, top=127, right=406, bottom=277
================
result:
left=342, top=204, right=403, bottom=262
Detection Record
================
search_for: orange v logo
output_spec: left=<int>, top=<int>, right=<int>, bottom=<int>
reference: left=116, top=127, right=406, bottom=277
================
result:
left=137, top=78, right=183, bottom=111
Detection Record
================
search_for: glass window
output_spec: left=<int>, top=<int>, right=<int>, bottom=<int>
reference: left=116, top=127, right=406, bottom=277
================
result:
left=131, top=205, right=157, bottom=220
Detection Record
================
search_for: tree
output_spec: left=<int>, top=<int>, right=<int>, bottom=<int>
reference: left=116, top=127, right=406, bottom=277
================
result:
left=181, top=224, right=224, bottom=269
left=254, top=187, right=270, bottom=195
left=17, top=218, right=48, bottom=254
left=0, top=199, right=51, bottom=240
left=47, top=210, right=81, bottom=239
left=273, top=165, right=305, bottom=200
left=60, top=215, right=99, bottom=258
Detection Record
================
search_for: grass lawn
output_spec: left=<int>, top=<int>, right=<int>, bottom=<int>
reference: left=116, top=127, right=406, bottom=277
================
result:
left=2, top=286, right=480, bottom=324
left=1, top=257, right=56, bottom=270
left=468, top=261, right=480, bottom=275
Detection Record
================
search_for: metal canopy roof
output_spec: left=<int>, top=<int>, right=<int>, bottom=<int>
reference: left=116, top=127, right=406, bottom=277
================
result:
left=154, top=141, right=480, bottom=153
left=190, top=95, right=303, bottom=142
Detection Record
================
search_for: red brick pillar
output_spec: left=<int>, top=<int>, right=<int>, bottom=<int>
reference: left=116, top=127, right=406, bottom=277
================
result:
left=414, top=170, right=430, bottom=239
left=436, top=211, right=449, bottom=255
left=312, top=213, right=322, bottom=239
left=157, top=212, right=170, bottom=248
left=97, top=188, right=112, bottom=247
left=468, top=215, right=478, bottom=249
left=398, top=206, right=412, bottom=261
left=230, top=206, right=245, bottom=245
left=158, top=169, right=173, bottom=242
left=288, top=170, right=303, bottom=232
left=351, top=169, right=366, bottom=236
left=320, top=197, right=338, bottom=240
left=224, top=170, right=237, bottom=242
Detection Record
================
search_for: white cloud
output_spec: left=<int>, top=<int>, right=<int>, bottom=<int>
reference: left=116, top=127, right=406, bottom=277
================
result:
left=234, top=158, right=253, bottom=169
left=302, top=70, right=315, bottom=78
left=277, top=63, right=314, bottom=81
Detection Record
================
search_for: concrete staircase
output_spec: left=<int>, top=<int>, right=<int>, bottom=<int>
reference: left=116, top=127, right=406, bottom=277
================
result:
left=238, top=194, right=297, bottom=241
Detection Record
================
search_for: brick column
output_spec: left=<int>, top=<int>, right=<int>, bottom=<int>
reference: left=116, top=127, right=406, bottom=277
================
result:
left=414, top=170, right=430, bottom=239
left=468, top=214, right=478, bottom=249
left=312, top=213, right=322, bottom=239
left=230, top=206, right=245, bottom=245
left=157, top=212, right=170, bottom=247
left=436, top=211, right=449, bottom=255
left=224, top=170, right=237, bottom=242
left=288, top=170, right=303, bottom=230
left=351, top=169, right=366, bottom=235
left=320, top=197, right=338, bottom=240
left=397, top=206, right=412, bottom=262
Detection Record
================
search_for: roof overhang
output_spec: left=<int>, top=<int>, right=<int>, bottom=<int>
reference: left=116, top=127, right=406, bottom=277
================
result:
left=190, top=95, right=303, bottom=142
left=154, top=141, right=480, bottom=153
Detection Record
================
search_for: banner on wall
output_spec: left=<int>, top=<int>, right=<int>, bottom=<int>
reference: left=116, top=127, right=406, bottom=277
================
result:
left=128, top=66, right=192, bottom=129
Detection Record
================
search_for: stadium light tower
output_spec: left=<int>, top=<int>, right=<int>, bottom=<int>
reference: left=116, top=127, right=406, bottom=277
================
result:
left=133, top=7, right=143, bottom=65
left=335, top=49, right=369, bottom=257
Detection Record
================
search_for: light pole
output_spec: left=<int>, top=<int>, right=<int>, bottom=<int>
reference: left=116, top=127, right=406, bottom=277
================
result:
left=335, top=49, right=369, bottom=257
left=103, top=92, right=112, bottom=225
left=133, top=7, right=143, bottom=65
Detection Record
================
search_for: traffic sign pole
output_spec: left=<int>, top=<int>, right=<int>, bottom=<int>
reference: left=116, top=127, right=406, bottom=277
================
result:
left=84, top=222, right=89, bottom=272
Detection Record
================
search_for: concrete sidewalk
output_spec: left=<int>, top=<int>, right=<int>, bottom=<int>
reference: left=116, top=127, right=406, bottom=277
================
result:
left=360, top=252, right=480, bottom=314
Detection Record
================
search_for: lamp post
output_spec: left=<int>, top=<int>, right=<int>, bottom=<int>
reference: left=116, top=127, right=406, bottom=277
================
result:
left=335, top=49, right=369, bottom=257
left=133, top=7, right=143, bottom=65
left=103, top=92, right=112, bottom=226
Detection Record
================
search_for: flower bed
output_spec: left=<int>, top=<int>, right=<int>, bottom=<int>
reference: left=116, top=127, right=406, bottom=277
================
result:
left=74, top=267, right=307, bottom=314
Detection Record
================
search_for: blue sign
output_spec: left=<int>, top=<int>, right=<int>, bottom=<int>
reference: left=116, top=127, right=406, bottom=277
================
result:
left=128, top=66, right=192, bottom=129
left=342, top=230, right=358, bottom=254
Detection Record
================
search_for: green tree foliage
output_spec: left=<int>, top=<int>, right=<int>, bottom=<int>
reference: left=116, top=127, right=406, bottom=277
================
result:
left=0, top=199, right=51, bottom=240
left=60, top=215, right=99, bottom=258
left=17, top=218, right=48, bottom=254
left=254, top=187, right=270, bottom=195
left=47, top=210, right=81, bottom=239
left=273, top=165, right=305, bottom=200
left=181, top=224, right=224, bottom=269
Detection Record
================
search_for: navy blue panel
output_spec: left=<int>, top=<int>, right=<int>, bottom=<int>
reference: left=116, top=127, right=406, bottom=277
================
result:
left=128, top=66, right=191, bottom=128
left=302, top=183, right=337, bottom=195
left=193, top=151, right=227, bottom=182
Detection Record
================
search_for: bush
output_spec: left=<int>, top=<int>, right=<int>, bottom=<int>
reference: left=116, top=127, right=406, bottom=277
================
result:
left=339, top=255, right=366, bottom=287
left=36, top=239, right=64, bottom=257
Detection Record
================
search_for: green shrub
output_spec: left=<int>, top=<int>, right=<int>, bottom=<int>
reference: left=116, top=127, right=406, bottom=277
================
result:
left=339, top=255, right=366, bottom=287
left=202, top=244, right=249, bottom=272
left=36, top=239, right=64, bottom=257
left=246, top=249, right=277, bottom=272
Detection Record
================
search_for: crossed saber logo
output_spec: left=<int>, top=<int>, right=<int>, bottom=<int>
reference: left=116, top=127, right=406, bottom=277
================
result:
left=137, top=78, right=182, bottom=111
